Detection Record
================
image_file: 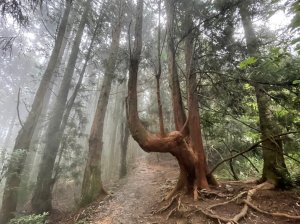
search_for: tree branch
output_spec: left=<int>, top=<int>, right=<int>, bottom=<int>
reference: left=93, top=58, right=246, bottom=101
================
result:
left=17, top=88, right=24, bottom=129
left=209, top=131, right=300, bottom=175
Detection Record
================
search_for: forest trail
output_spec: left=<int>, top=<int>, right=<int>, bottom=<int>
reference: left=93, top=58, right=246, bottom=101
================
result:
left=58, top=156, right=300, bottom=224
left=67, top=156, right=179, bottom=224
left=90, top=157, right=177, bottom=224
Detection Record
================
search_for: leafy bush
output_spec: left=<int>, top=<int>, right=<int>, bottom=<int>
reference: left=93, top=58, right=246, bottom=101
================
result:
left=9, top=213, right=48, bottom=224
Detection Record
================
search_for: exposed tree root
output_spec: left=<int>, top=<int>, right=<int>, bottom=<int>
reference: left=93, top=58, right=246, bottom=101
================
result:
left=207, top=191, right=247, bottom=210
left=155, top=193, right=188, bottom=220
left=188, top=182, right=288, bottom=224
left=166, top=207, right=177, bottom=220
left=164, top=172, right=185, bottom=201
left=155, top=181, right=300, bottom=223
left=227, top=182, right=275, bottom=224
left=154, top=193, right=181, bottom=214
left=244, top=200, right=300, bottom=220
left=199, top=189, right=231, bottom=199
left=192, top=206, right=235, bottom=223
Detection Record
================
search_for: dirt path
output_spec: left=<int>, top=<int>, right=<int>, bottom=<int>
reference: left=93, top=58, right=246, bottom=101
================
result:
left=86, top=156, right=178, bottom=224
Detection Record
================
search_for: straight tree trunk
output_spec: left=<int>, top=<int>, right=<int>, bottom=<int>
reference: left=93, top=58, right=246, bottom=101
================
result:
left=119, top=97, right=130, bottom=178
left=3, top=112, right=17, bottom=149
left=184, top=7, right=210, bottom=192
left=164, top=0, right=187, bottom=133
left=80, top=7, right=123, bottom=205
left=31, top=0, right=91, bottom=213
left=18, top=16, right=74, bottom=206
left=0, top=113, right=16, bottom=175
left=106, top=88, right=122, bottom=180
left=156, top=0, right=165, bottom=137
left=0, top=1, right=72, bottom=222
left=51, top=17, right=102, bottom=182
left=239, top=0, right=291, bottom=187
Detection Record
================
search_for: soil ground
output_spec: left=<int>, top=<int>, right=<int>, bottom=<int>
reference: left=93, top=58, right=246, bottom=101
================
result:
left=53, top=156, right=300, bottom=224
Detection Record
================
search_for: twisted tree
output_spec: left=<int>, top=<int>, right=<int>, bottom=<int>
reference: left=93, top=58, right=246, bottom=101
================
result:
left=127, top=0, right=217, bottom=201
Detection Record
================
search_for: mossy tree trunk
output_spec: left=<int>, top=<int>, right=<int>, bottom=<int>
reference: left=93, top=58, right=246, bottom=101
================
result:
left=239, top=0, right=291, bottom=187
left=80, top=3, right=124, bottom=205
left=0, top=1, right=72, bottom=223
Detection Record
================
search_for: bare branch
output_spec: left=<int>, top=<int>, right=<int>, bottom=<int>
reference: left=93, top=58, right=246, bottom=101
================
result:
left=17, top=88, right=24, bottom=129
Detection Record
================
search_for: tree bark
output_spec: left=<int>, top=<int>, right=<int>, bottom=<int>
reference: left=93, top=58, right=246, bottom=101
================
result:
left=184, top=6, right=210, bottom=192
left=156, top=0, right=165, bottom=137
left=0, top=1, right=72, bottom=222
left=164, top=0, right=187, bottom=133
left=239, top=0, right=291, bottom=187
left=119, top=92, right=130, bottom=178
left=31, top=0, right=91, bottom=213
left=80, top=6, right=123, bottom=205
left=105, top=85, right=122, bottom=180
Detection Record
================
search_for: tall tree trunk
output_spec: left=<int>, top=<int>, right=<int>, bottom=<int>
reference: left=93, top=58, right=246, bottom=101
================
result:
left=239, top=1, right=291, bottom=187
left=0, top=113, right=16, bottom=175
left=3, top=112, right=17, bottom=149
left=164, top=0, right=187, bottom=133
left=0, top=1, right=72, bottom=222
left=156, top=0, right=165, bottom=137
left=80, top=7, right=123, bottom=205
left=18, top=15, right=74, bottom=206
left=163, top=0, right=190, bottom=199
left=119, top=97, right=130, bottom=178
left=31, top=0, right=91, bottom=213
left=51, top=18, right=101, bottom=182
left=106, top=87, right=122, bottom=180
left=184, top=7, right=210, bottom=193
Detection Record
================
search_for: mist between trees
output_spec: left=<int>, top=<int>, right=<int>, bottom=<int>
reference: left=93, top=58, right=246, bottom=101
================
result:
left=0, top=0, right=299, bottom=223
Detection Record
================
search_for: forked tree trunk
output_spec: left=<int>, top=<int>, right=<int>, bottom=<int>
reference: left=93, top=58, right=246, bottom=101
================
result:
left=31, top=0, right=91, bottom=213
left=80, top=7, right=123, bottom=205
left=127, top=0, right=217, bottom=202
left=239, top=1, right=291, bottom=187
left=0, top=1, right=72, bottom=222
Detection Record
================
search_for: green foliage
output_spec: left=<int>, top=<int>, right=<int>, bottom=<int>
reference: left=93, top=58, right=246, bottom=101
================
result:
left=293, top=80, right=300, bottom=84
left=239, top=57, right=257, bottom=69
left=290, top=0, right=300, bottom=30
left=9, top=213, right=48, bottom=224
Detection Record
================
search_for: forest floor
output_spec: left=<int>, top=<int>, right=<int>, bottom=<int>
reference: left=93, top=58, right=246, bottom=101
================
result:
left=53, top=156, right=300, bottom=224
